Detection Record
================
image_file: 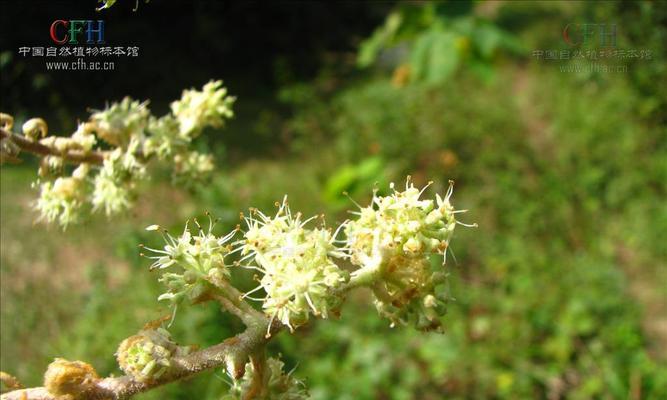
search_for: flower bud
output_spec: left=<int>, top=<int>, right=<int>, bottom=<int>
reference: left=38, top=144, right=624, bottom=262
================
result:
left=43, top=358, right=99, bottom=399
left=0, top=113, right=14, bottom=130
left=116, top=328, right=190, bottom=383
left=22, top=118, right=48, bottom=141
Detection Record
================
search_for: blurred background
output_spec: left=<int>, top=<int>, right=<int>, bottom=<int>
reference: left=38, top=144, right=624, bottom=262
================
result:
left=1, top=1, right=666, bottom=399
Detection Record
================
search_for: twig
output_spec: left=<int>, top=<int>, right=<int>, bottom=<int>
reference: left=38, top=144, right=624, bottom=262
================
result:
left=0, top=320, right=280, bottom=400
left=206, top=274, right=266, bottom=323
left=0, top=128, right=106, bottom=165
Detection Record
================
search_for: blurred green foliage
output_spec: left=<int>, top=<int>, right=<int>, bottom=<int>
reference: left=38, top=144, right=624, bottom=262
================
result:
left=357, top=1, right=522, bottom=85
left=2, top=1, right=666, bottom=399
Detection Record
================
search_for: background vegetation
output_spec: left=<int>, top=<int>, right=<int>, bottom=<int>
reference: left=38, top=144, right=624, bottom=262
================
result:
left=1, top=1, right=666, bottom=399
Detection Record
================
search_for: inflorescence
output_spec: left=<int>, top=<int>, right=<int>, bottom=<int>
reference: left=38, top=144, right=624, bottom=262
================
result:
left=145, top=178, right=473, bottom=333
left=345, top=179, right=474, bottom=330
left=0, top=80, right=235, bottom=228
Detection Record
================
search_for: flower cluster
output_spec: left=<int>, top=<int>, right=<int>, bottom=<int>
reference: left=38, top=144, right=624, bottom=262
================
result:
left=1, top=81, right=234, bottom=228
left=143, top=219, right=236, bottom=305
left=173, top=151, right=215, bottom=185
left=345, top=179, right=472, bottom=330
left=33, top=175, right=86, bottom=228
left=116, top=327, right=191, bottom=383
left=91, top=143, right=145, bottom=216
left=240, top=198, right=348, bottom=332
left=90, top=97, right=149, bottom=147
left=223, top=357, right=309, bottom=400
left=170, top=80, right=235, bottom=138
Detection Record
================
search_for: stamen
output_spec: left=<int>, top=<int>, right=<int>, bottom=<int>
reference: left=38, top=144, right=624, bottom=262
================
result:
left=241, top=284, right=266, bottom=299
left=418, top=181, right=433, bottom=197
left=456, top=221, right=478, bottom=228
left=304, top=293, right=319, bottom=314
left=266, top=310, right=278, bottom=338
left=446, top=180, right=455, bottom=201
left=341, top=191, right=363, bottom=211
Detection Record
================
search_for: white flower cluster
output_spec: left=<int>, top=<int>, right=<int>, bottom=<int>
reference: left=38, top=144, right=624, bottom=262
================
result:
left=143, top=115, right=182, bottom=159
left=34, top=176, right=85, bottom=228
left=240, top=198, right=348, bottom=332
left=90, top=97, right=149, bottom=147
left=90, top=97, right=151, bottom=147
left=345, top=179, right=473, bottom=330
left=138, top=179, right=469, bottom=335
left=171, top=80, right=235, bottom=138
left=116, top=327, right=191, bottom=383
left=173, top=151, right=215, bottom=185
left=91, top=142, right=145, bottom=216
left=1, top=81, right=235, bottom=228
left=143, top=219, right=236, bottom=305
left=223, top=357, right=309, bottom=400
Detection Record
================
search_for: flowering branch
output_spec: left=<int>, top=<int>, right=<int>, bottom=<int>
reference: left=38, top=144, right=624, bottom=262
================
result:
left=2, top=178, right=474, bottom=399
left=0, top=80, right=235, bottom=228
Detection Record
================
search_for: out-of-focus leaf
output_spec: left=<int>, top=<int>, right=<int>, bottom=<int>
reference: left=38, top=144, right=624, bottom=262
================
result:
left=357, top=12, right=403, bottom=68
left=410, top=29, right=459, bottom=86
left=322, top=157, right=384, bottom=207
left=473, top=23, right=503, bottom=59
left=426, top=31, right=459, bottom=84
